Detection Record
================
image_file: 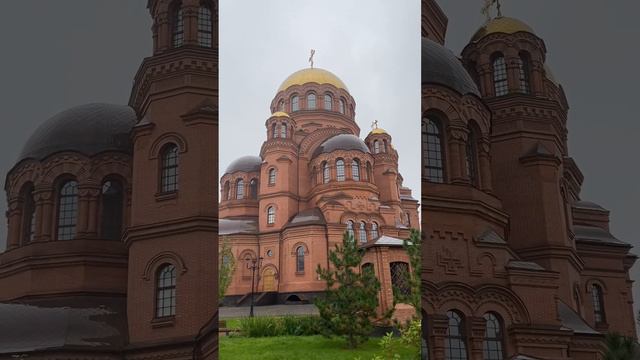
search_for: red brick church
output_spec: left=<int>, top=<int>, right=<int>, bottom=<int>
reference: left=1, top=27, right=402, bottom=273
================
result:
left=423, top=0, right=636, bottom=359
left=220, top=66, right=419, bottom=320
left=0, top=1, right=218, bottom=358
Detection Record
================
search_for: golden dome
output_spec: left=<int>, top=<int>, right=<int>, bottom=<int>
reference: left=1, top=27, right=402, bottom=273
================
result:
left=471, top=17, right=535, bottom=42
left=277, top=68, right=348, bottom=93
left=271, top=111, right=290, bottom=118
left=370, top=127, right=388, bottom=135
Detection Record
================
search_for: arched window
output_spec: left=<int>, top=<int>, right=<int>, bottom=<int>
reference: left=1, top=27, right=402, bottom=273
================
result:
left=268, top=168, right=276, bottom=185
left=160, top=144, right=179, bottom=192
left=346, top=220, right=355, bottom=239
left=339, top=98, right=346, bottom=114
left=373, top=140, right=380, bottom=154
left=359, top=221, right=367, bottom=243
left=518, top=52, right=531, bottom=94
left=352, top=159, right=360, bottom=181
left=249, top=178, right=258, bottom=199
left=296, top=246, right=305, bottom=272
left=197, top=5, right=213, bottom=48
left=366, top=162, right=372, bottom=183
left=324, top=93, right=332, bottom=110
left=483, top=313, right=504, bottom=360
left=236, top=179, right=244, bottom=199
left=267, top=206, right=275, bottom=224
left=406, top=212, right=411, bottom=227
left=307, top=93, right=316, bottom=110
left=172, top=5, right=184, bottom=48
left=591, top=284, right=606, bottom=324
left=445, top=310, right=468, bottom=360
left=390, top=261, right=410, bottom=298
left=223, top=181, right=230, bottom=200
left=100, top=180, right=124, bottom=241
left=465, top=124, right=479, bottom=187
left=423, top=115, right=445, bottom=183
left=382, top=140, right=388, bottom=153
left=21, top=184, right=36, bottom=244
left=492, top=54, right=508, bottom=96
left=272, top=123, right=278, bottom=138
left=291, top=95, right=299, bottom=112
left=322, top=162, right=330, bottom=184
left=336, top=159, right=345, bottom=181
left=57, top=180, right=78, bottom=241
left=370, top=222, right=379, bottom=240
left=362, top=262, right=374, bottom=276
left=278, top=100, right=285, bottom=112
left=280, top=123, right=287, bottom=138
left=156, top=264, right=176, bottom=318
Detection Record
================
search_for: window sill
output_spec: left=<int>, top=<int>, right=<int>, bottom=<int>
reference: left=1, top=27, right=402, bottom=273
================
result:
left=155, top=191, right=178, bottom=202
left=295, top=271, right=305, bottom=276
left=151, top=316, right=175, bottom=328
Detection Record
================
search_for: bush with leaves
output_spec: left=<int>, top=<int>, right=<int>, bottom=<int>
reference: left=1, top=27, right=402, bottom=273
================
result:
left=315, top=231, right=381, bottom=348
left=218, top=237, right=236, bottom=304
left=604, top=332, right=638, bottom=360
left=394, top=229, right=422, bottom=314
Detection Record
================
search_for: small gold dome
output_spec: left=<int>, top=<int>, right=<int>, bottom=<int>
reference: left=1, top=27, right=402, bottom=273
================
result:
left=370, top=127, right=388, bottom=135
left=471, top=16, right=535, bottom=42
left=271, top=111, right=290, bottom=118
left=277, top=68, right=348, bottom=93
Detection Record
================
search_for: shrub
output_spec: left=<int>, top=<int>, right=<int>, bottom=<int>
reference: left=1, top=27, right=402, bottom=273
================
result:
left=239, top=316, right=282, bottom=337
left=238, top=315, right=322, bottom=337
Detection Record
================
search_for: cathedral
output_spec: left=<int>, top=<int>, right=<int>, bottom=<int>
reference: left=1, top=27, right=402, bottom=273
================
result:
left=422, top=0, right=636, bottom=359
left=0, top=1, right=218, bottom=359
left=219, top=66, right=419, bottom=320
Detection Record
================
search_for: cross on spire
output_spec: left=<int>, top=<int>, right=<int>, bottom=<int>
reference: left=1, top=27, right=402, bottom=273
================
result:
left=309, top=49, right=315, bottom=69
left=371, top=120, right=379, bottom=130
left=481, top=0, right=503, bottom=22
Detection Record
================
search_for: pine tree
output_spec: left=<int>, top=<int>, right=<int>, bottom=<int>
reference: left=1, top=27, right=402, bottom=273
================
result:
left=394, top=229, right=422, bottom=314
left=218, top=237, right=236, bottom=304
left=315, top=231, right=381, bottom=349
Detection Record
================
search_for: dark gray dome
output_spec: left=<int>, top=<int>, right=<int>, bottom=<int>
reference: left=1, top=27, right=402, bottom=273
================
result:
left=19, top=103, right=137, bottom=161
left=313, top=134, right=370, bottom=158
left=422, top=38, right=480, bottom=96
left=225, top=156, right=262, bottom=174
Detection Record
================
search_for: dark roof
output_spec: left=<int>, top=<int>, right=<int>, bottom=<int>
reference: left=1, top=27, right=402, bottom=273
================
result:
left=574, top=225, right=629, bottom=247
left=220, top=218, right=258, bottom=235
left=19, top=103, right=137, bottom=162
left=284, top=208, right=326, bottom=229
left=224, top=156, right=262, bottom=175
left=0, top=296, right=127, bottom=354
left=312, top=134, right=370, bottom=158
left=573, top=200, right=607, bottom=211
left=557, top=300, right=599, bottom=335
left=423, top=38, right=480, bottom=96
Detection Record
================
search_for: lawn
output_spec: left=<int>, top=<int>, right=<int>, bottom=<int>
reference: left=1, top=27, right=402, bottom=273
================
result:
left=219, top=334, right=419, bottom=360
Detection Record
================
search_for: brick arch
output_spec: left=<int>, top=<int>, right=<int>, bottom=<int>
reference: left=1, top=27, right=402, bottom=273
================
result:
left=585, top=278, right=608, bottom=294
left=142, top=251, right=188, bottom=281
left=6, top=162, right=41, bottom=199
left=90, top=155, right=132, bottom=184
left=290, top=242, right=309, bottom=256
left=299, top=127, right=349, bottom=157
left=423, top=282, right=530, bottom=325
left=148, top=132, right=188, bottom=159
left=41, top=154, right=91, bottom=185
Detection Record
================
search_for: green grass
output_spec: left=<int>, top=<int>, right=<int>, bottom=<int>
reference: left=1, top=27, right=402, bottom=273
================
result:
left=219, top=335, right=419, bottom=360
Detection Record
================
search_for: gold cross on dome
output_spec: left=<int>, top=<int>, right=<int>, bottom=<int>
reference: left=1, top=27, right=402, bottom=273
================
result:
left=481, top=0, right=502, bottom=21
left=308, top=49, right=315, bottom=69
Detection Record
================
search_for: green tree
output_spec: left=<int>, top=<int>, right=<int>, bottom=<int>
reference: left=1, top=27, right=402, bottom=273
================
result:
left=218, top=237, right=236, bottom=304
left=604, top=332, right=638, bottom=360
left=394, top=229, right=422, bottom=314
left=315, top=231, right=381, bottom=349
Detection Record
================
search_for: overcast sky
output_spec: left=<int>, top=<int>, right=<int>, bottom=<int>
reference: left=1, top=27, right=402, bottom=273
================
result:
left=219, top=0, right=421, bottom=201
left=439, top=1, right=640, bottom=325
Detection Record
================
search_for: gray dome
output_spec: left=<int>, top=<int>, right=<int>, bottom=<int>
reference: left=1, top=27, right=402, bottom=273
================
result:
left=422, top=38, right=480, bottom=96
left=313, top=134, right=370, bottom=158
left=225, top=155, right=262, bottom=174
left=19, top=103, right=137, bottom=161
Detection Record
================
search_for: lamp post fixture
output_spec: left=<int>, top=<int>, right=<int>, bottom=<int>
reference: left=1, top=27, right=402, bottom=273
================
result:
left=247, top=256, right=263, bottom=317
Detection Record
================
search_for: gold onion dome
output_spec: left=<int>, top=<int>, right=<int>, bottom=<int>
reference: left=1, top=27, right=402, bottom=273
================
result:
left=271, top=111, right=290, bottom=118
left=471, top=16, right=535, bottom=42
left=370, top=127, right=388, bottom=135
left=277, top=68, right=348, bottom=93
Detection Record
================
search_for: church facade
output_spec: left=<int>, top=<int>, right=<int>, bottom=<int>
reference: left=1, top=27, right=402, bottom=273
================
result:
left=220, top=66, right=419, bottom=319
left=422, top=1, right=636, bottom=359
left=0, top=1, right=218, bottom=359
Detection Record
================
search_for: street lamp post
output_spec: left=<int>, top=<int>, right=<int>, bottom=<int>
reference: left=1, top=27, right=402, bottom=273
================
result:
left=247, top=256, right=263, bottom=317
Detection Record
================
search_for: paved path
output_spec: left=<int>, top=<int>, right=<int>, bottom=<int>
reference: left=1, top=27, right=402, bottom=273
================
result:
left=219, top=304, right=319, bottom=319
